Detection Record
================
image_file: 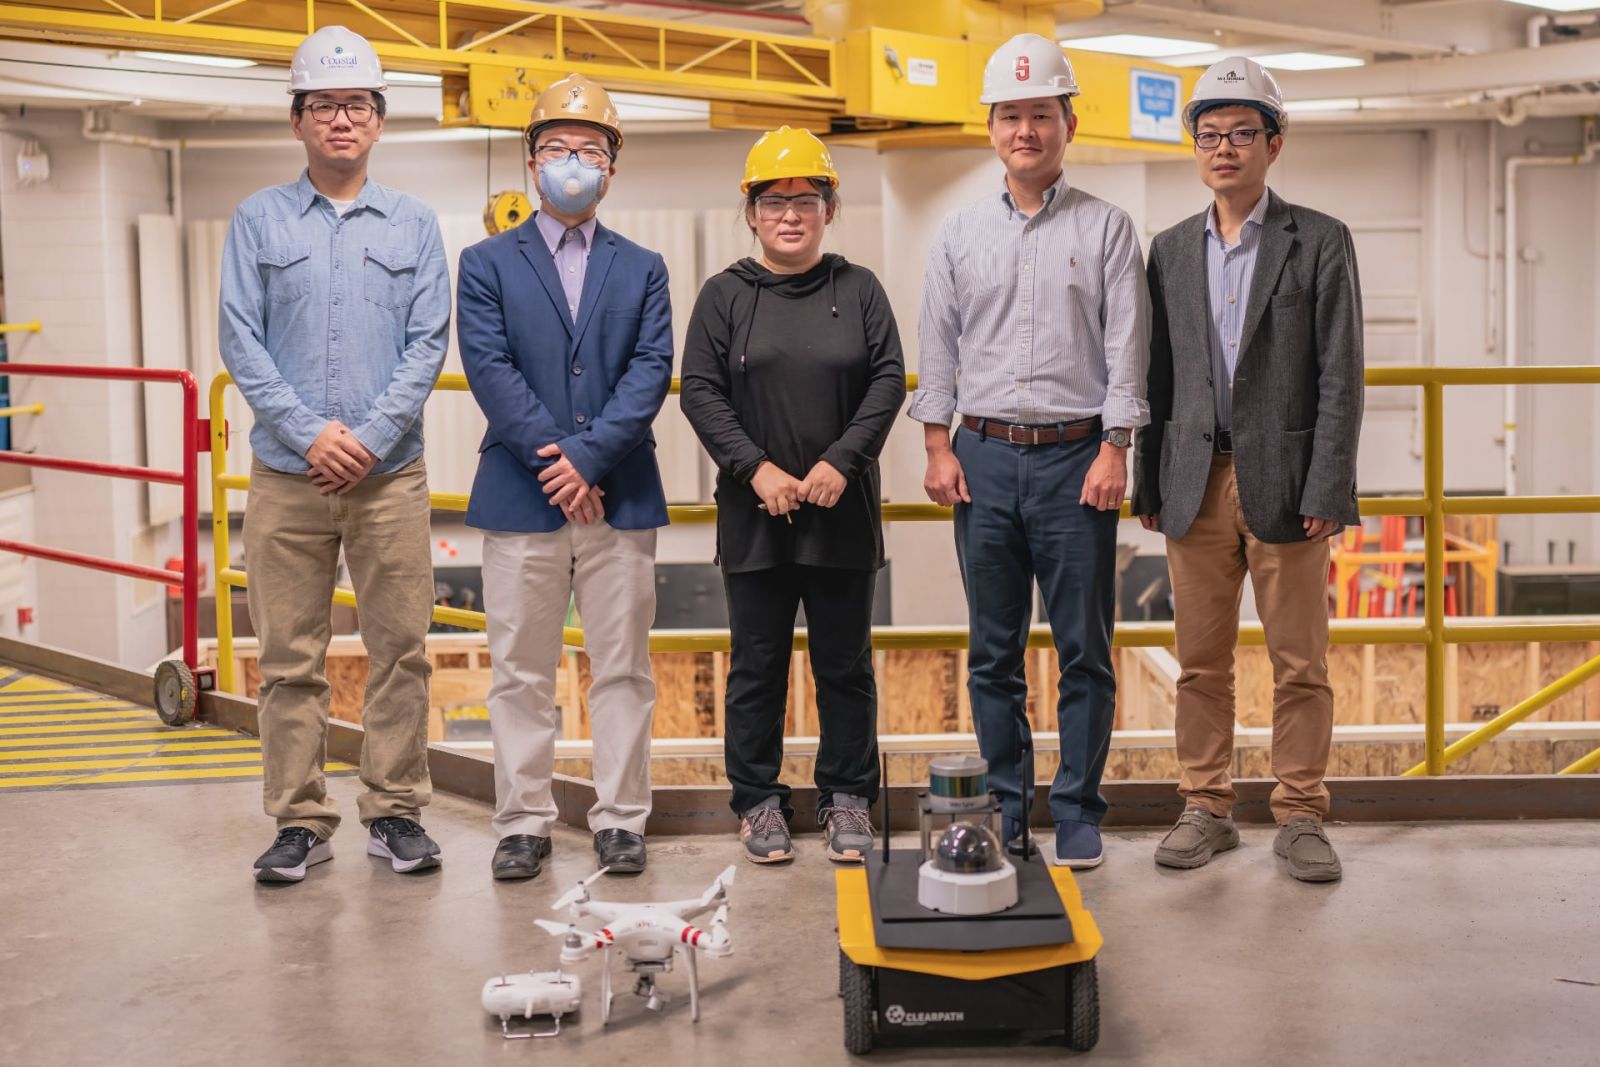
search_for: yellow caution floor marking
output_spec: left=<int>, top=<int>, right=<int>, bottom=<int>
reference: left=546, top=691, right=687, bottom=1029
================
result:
left=0, top=751, right=266, bottom=771
left=0, top=762, right=355, bottom=789
left=0, top=728, right=239, bottom=748
left=0, top=711, right=151, bottom=726
left=0, top=667, right=356, bottom=791
left=0, top=739, right=261, bottom=761
left=0, top=700, right=142, bottom=714
left=0, top=718, right=170, bottom=736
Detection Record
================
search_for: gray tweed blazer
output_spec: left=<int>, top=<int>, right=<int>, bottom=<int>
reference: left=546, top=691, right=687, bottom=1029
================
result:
left=1132, top=190, right=1364, bottom=543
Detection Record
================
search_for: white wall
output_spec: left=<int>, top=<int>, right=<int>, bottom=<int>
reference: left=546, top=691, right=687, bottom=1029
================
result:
left=0, top=110, right=183, bottom=667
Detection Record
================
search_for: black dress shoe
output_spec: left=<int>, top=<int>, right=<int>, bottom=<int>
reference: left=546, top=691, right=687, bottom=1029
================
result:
left=492, top=834, right=551, bottom=881
left=593, top=828, right=646, bottom=873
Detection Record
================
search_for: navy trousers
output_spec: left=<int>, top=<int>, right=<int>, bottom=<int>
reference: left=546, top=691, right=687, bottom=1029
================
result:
left=952, top=426, right=1119, bottom=835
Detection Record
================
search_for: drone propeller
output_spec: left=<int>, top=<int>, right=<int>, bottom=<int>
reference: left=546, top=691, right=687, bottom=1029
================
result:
left=532, top=919, right=576, bottom=938
left=552, top=866, right=611, bottom=911
left=702, top=903, right=732, bottom=959
left=695, top=864, right=738, bottom=911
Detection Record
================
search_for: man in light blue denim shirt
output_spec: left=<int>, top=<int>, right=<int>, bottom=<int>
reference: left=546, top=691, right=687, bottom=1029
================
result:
left=219, top=26, right=450, bottom=886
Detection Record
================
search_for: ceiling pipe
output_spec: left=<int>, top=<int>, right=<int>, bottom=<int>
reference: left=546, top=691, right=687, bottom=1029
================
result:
left=1527, top=13, right=1600, bottom=50
left=80, top=107, right=182, bottom=226
left=1502, top=117, right=1600, bottom=498
left=599, top=0, right=808, bottom=24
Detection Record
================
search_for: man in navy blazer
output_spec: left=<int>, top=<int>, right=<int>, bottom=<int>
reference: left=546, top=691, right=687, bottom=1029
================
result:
left=457, top=74, right=672, bottom=881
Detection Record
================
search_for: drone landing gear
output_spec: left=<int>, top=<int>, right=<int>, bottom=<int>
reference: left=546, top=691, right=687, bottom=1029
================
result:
left=598, top=946, right=703, bottom=1025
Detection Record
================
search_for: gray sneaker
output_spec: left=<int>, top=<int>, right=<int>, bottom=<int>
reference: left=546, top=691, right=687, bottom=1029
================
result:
left=820, top=794, right=874, bottom=863
left=1274, top=816, right=1343, bottom=883
left=740, top=797, right=794, bottom=864
left=1153, top=807, right=1240, bottom=869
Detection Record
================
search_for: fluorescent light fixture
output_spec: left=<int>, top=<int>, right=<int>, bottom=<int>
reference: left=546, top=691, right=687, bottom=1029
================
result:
left=386, top=72, right=443, bottom=85
left=1504, top=1, right=1600, bottom=12
left=1060, top=33, right=1214, bottom=58
left=132, top=50, right=256, bottom=69
left=1255, top=52, right=1366, bottom=71
left=1285, top=97, right=1362, bottom=113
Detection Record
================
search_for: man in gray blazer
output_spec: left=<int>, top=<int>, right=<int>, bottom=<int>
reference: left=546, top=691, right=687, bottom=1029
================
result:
left=1132, top=57, right=1363, bottom=883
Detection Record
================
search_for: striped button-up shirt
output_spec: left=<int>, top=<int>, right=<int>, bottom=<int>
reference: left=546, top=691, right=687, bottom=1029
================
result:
left=535, top=210, right=596, bottom=323
left=909, top=171, right=1150, bottom=430
left=1205, top=190, right=1269, bottom=431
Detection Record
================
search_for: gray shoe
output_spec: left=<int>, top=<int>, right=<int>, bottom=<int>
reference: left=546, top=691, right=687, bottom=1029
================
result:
left=1153, top=807, right=1240, bottom=869
left=820, top=794, right=874, bottom=863
left=740, top=797, right=794, bottom=864
left=1274, top=816, right=1343, bottom=883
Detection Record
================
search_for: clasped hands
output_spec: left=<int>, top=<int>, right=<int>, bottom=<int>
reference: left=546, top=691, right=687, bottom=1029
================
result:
left=751, top=459, right=846, bottom=518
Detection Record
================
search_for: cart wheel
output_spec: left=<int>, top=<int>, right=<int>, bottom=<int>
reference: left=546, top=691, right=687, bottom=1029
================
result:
left=154, top=660, right=197, bottom=726
left=839, top=950, right=874, bottom=1055
left=1065, top=958, right=1099, bottom=1052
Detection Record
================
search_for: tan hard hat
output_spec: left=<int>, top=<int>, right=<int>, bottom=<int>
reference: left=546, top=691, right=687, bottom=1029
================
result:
left=525, top=73, right=624, bottom=153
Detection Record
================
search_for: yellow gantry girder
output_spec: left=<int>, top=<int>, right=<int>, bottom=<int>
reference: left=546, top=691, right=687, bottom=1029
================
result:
left=0, top=0, right=840, bottom=121
left=0, top=0, right=1194, bottom=152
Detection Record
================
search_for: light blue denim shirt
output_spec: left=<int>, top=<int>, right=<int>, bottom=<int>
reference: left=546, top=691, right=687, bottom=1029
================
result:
left=218, top=170, right=450, bottom=474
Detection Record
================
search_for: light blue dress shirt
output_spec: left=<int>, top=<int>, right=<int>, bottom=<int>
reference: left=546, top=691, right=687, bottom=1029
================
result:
left=533, top=211, right=596, bottom=323
left=1204, top=190, right=1270, bottom=431
left=219, top=170, right=450, bottom=474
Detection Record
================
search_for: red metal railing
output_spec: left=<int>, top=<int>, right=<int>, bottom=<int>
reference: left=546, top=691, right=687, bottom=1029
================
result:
left=0, top=363, right=209, bottom=685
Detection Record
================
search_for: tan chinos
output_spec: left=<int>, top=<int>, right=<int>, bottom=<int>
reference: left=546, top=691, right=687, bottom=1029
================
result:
left=1166, top=455, right=1334, bottom=823
left=244, top=459, right=436, bottom=839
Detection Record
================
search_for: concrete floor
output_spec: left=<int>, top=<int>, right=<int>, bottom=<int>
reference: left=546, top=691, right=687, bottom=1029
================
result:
left=2, top=779, right=1596, bottom=1067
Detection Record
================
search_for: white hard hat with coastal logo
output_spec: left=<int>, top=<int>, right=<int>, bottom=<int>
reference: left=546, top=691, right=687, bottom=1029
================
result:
left=1183, top=56, right=1287, bottom=135
left=980, top=33, right=1080, bottom=105
left=288, top=26, right=387, bottom=94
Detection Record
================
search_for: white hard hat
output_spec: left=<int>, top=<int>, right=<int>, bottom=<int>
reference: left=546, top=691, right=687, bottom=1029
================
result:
left=1183, top=56, right=1287, bottom=135
left=980, top=33, right=1079, bottom=105
left=288, top=26, right=386, bottom=95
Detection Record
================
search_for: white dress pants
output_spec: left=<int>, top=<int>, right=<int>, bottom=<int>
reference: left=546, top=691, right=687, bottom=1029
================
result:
left=482, top=523, right=657, bottom=837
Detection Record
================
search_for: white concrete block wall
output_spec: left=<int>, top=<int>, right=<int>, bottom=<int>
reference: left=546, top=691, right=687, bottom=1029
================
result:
left=0, top=111, right=185, bottom=667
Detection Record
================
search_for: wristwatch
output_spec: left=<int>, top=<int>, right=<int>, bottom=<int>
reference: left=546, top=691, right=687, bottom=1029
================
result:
left=1102, top=427, right=1132, bottom=449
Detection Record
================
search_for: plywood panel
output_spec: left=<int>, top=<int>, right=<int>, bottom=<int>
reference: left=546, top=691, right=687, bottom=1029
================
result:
left=880, top=649, right=959, bottom=735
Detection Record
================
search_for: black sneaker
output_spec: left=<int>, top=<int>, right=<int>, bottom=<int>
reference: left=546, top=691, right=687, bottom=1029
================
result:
left=253, top=827, right=332, bottom=883
left=367, top=816, right=442, bottom=873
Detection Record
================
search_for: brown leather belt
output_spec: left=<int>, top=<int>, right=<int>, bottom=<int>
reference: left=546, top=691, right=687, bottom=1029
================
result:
left=961, top=415, right=1102, bottom=447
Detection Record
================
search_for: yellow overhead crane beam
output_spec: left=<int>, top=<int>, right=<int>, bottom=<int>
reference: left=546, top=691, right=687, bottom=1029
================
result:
left=0, top=0, right=1195, bottom=154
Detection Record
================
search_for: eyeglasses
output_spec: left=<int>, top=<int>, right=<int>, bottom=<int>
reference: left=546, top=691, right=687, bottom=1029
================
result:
left=533, top=144, right=612, bottom=168
left=753, top=193, right=825, bottom=220
left=1194, top=128, right=1269, bottom=150
left=302, top=101, right=377, bottom=125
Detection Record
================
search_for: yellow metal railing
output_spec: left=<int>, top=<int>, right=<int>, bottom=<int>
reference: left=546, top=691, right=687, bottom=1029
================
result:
left=209, top=366, right=1600, bottom=777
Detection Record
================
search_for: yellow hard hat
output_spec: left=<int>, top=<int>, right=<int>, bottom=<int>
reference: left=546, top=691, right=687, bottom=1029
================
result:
left=525, top=73, right=624, bottom=153
left=741, top=126, right=839, bottom=194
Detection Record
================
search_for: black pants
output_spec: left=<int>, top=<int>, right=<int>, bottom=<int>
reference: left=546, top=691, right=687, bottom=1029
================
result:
left=723, top=564, right=881, bottom=823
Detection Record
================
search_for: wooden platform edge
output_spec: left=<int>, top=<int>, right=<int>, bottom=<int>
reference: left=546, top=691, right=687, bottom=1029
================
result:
left=2, top=639, right=1595, bottom=833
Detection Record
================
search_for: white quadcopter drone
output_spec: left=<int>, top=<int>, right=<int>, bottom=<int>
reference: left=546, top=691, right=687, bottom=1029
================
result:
left=534, top=864, right=736, bottom=1024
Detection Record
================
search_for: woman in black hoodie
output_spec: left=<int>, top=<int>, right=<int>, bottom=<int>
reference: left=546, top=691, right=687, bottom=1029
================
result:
left=681, top=127, right=906, bottom=866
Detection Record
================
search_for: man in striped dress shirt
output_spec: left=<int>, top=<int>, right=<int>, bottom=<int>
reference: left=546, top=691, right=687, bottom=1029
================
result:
left=910, top=34, right=1150, bottom=870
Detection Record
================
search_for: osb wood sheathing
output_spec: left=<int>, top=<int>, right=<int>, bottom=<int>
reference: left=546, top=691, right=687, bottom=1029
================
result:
left=225, top=637, right=1600, bottom=742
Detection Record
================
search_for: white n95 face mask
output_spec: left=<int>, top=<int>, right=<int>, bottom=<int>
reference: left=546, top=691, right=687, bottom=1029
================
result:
left=538, top=154, right=606, bottom=215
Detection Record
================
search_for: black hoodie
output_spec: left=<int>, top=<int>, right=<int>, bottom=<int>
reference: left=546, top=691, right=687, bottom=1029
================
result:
left=680, top=253, right=906, bottom=573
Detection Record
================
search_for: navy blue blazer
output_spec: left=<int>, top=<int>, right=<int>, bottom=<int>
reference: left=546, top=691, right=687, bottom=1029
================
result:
left=457, top=216, right=673, bottom=533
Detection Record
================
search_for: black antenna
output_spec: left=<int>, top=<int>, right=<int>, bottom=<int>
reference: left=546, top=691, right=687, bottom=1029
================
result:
left=1019, top=738, right=1033, bottom=861
left=880, top=751, right=891, bottom=865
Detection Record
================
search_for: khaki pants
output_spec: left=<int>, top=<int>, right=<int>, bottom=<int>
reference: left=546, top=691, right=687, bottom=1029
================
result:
left=482, top=524, right=657, bottom=838
left=1166, top=456, right=1334, bottom=823
left=244, top=459, right=435, bottom=839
